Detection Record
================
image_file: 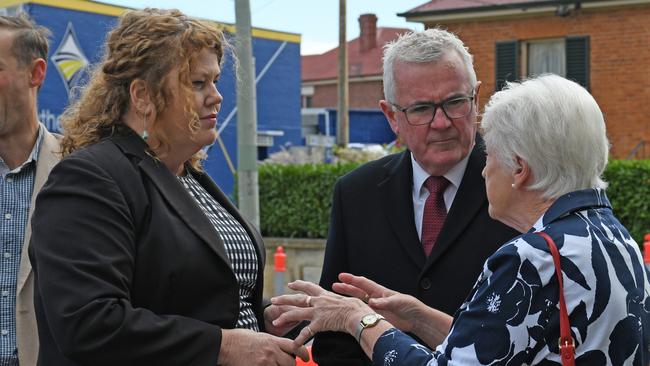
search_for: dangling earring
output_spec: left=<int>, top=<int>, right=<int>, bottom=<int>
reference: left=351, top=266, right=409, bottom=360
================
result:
left=141, top=110, right=149, bottom=141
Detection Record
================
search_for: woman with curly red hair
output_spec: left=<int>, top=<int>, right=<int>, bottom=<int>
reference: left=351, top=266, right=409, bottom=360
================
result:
left=29, top=8, right=307, bottom=366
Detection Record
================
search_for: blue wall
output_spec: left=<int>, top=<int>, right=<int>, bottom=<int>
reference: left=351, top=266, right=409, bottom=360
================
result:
left=29, top=4, right=116, bottom=132
left=204, top=37, right=302, bottom=196
left=27, top=4, right=302, bottom=198
left=319, top=109, right=395, bottom=144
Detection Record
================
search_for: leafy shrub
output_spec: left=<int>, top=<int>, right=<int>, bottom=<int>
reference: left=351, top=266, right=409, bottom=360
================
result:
left=259, top=159, right=650, bottom=244
left=259, top=162, right=360, bottom=238
left=603, top=160, right=650, bottom=245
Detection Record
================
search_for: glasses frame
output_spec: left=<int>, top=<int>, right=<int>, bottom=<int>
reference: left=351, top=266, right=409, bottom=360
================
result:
left=391, top=92, right=476, bottom=126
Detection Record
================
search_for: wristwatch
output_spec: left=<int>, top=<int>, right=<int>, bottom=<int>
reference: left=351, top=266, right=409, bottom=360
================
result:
left=354, top=313, right=385, bottom=342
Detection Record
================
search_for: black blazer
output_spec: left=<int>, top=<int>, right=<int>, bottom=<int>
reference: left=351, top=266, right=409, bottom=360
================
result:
left=313, top=140, right=519, bottom=365
left=29, top=130, right=266, bottom=365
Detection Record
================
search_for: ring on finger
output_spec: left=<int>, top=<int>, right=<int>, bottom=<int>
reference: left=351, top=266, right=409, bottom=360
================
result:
left=363, top=293, right=370, bottom=303
left=306, top=325, right=315, bottom=337
left=306, top=295, right=312, bottom=307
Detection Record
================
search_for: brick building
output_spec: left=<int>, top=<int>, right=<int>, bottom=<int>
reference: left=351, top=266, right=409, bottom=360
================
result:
left=301, top=14, right=410, bottom=109
left=401, top=0, right=650, bottom=158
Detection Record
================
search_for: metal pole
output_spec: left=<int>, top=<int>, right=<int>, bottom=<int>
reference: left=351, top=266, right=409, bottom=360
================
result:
left=235, top=0, right=260, bottom=228
left=337, top=0, right=349, bottom=147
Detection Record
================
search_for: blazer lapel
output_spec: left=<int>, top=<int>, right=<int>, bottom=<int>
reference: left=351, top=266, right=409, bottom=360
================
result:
left=18, top=128, right=61, bottom=295
left=113, top=132, right=232, bottom=269
left=424, top=140, right=488, bottom=270
left=193, top=172, right=266, bottom=267
left=379, top=151, right=426, bottom=269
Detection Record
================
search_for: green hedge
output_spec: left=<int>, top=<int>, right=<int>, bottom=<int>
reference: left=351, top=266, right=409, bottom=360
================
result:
left=259, top=162, right=360, bottom=238
left=603, top=160, right=650, bottom=244
left=259, top=160, right=650, bottom=244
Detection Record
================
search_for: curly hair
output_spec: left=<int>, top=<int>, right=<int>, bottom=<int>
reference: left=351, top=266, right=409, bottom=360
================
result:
left=60, top=8, right=227, bottom=170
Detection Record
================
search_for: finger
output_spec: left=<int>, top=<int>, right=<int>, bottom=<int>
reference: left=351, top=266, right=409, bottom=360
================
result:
left=287, top=280, right=328, bottom=296
left=266, top=304, right=300, bottom=319
left=274, top=336, right=310, bottom=363
left=367, top=297, right=389, bottom=310
left=273, top=344, right=299, bottom=366
left=293, top=325, right=315, bottom=347
left=292, top=344, right=310, bottom=362
left=368, top=294, right=412, bottom=312
left=272, top=307, right=313, bottom=328
left=332, top=282, right=369, bottom=301
left=271, top=293, right=310, bottom=307
left=338, top=273, right=393, bottom=297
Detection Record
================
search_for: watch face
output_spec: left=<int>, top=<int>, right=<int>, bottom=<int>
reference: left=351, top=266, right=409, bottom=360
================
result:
left=362, top=314, right=379, bottom=326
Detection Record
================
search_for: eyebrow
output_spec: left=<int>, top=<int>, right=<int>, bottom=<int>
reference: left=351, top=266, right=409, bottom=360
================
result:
left=408, top=93, right=472, bottom=106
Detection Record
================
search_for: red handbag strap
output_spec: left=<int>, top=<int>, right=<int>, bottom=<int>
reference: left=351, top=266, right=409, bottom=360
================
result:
left=536, top=232, right=575, bottom=366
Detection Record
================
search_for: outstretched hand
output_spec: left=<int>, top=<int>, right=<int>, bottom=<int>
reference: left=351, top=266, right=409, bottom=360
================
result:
left=271, top=280, right=372, bottom=346
left=335, top=272, right=453, bottom=348
left=334, top=272, right=422, bottom=333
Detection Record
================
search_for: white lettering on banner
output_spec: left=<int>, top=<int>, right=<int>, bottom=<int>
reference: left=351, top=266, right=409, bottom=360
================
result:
left=39, top=109, right=61, bottom=133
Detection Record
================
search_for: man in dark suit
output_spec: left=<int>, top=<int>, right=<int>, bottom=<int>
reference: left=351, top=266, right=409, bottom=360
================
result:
left=313, top=28, right=519, bottom=365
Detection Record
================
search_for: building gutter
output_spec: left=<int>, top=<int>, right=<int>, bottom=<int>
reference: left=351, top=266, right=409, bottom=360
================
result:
left=399, top=0, right=650, bottom=23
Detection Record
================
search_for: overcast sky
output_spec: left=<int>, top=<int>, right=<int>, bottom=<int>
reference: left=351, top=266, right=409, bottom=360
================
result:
left=101, top=0, right=426, bottom=54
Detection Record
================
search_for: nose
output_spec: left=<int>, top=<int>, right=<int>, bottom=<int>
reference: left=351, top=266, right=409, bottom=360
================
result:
left=206, top=82, right=223, bottom=109
left=429, top=107, right=451, bottom=129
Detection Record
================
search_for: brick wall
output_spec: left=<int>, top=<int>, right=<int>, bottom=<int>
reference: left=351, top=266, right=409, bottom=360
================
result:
left=309, top=79, right=384, bottom=109
left=433, top=4, right=650, bottom=158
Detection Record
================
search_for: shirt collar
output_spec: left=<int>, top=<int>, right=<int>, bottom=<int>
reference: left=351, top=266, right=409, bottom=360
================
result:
left=530, top=188, right=612, bottom=232
left=411, top=151, right=470, bottom=195
left=29, top=123, right=46, bottom=164
left=0, top=123, right=45, bottom=176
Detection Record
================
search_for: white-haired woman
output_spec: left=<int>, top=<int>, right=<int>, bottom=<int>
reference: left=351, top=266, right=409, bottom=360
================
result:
left=272, top=74, right=650, bottom=365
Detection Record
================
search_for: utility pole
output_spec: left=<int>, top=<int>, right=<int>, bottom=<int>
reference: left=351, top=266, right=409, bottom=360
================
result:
left=235, top=0, right=259, bottom=228
left=337, top=0, right=349, bottom=147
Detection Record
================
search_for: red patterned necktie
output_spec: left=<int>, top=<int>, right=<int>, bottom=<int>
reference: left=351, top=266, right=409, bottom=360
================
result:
left=421, top=176, right=450, bottom=256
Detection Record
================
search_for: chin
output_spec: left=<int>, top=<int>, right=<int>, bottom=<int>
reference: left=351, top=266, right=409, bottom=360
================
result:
left=199, top=130, right=218, bottom=145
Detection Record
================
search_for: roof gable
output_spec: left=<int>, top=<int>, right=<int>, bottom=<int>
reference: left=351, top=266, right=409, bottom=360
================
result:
left=302, top=27, right=410, bottom=81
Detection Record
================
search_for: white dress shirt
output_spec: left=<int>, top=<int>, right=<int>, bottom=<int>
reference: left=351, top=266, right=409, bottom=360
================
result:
left=411, top=152, right=470, bottom=240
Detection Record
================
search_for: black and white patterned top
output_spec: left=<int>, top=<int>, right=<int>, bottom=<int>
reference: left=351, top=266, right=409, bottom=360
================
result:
left=372, top=189, right=650, bottom=366
left=178, top=173, right=259, bottom=331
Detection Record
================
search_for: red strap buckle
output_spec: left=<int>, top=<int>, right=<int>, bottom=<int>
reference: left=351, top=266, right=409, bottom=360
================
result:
left=558, top=337, right=575, bottom=357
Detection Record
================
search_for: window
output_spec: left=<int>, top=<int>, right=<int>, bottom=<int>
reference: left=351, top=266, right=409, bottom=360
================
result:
left=495, top=36, right=589, bottom=91
left=526, top=39, right=566, bottom=77
left=303, top=95, right=313, bottom=108
left=301, top=85, right=314, bottom=108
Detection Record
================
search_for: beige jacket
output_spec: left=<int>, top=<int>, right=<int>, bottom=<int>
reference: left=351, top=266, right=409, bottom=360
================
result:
left=16, top=125, right=61, bottom=366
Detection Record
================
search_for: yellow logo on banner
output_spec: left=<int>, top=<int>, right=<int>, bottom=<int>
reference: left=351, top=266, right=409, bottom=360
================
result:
left=51, top=22, right=89, bottom=95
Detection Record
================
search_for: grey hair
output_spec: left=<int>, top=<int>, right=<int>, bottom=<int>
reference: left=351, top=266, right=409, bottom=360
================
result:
left=481, top=74, right=609, bottom=199
left=382, top=28, right=477, bottom=103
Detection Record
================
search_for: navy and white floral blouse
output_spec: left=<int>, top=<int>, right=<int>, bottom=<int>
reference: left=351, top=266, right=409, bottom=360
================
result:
left=373, top=189, right=650, bottom=365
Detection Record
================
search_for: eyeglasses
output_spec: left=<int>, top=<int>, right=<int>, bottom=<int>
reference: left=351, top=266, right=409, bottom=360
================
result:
left=391, top=93, right=475, bottom=126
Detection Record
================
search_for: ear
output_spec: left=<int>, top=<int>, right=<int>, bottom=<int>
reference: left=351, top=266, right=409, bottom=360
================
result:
left=473, top=81, right=482, bottom=108
left=512, top=156, right=532, bottom=189
left=129, top=79, right=151, bottom=115
left=28, top=58, right=47, bottom=88
left=380, top=99, right=399, bottom=135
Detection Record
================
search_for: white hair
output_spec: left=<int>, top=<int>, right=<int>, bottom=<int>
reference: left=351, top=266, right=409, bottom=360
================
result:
left=481, top=74, right=609, bottom=199
left=382, top=28, right=477, bottom=103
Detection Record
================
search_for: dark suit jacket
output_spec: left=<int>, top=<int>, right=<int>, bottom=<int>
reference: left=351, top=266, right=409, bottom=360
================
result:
left=313, top=140, right=519, bottom=365
left=29, top=130, right=266, bottom=366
